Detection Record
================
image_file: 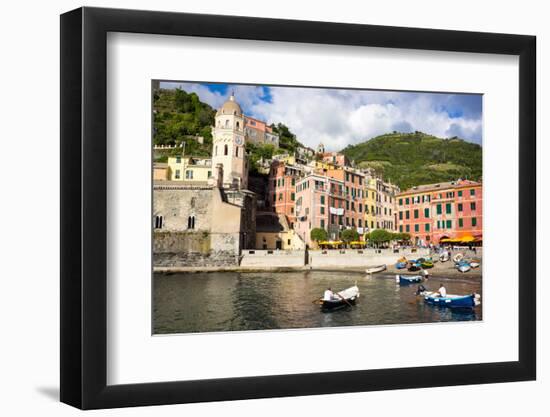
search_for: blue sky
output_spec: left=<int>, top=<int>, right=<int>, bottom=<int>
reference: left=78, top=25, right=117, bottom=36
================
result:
left=160, top=81, right=482, bottom=151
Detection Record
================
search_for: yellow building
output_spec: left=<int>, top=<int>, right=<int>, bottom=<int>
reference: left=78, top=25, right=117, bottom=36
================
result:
left=167, top=156, right=213, bottom=183
left=364, top=177, right=377, bottom=232
left=255, top=213, right=305, bottom=250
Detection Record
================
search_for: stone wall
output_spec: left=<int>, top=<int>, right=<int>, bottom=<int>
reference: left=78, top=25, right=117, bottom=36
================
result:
left=153, top=184, right=258, bottom=268
left=153, top=186, right=212, bottom=231
left=153, top=231, right=238, bottom=267
left=308, top=248, right=430, bottom=268
left=240, top=250, right=306, bottom=268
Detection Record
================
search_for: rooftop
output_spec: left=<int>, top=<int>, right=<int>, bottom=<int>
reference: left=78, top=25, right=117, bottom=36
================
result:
left=398, top=179, right=482, bottom=195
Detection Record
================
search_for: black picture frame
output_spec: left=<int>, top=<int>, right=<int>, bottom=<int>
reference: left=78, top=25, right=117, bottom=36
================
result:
left=60, top=6, right=536, bottom=410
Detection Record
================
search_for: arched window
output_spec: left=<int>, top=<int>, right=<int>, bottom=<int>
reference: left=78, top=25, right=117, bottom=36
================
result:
left=224, top=144, right=228, bottom=156
left=235, top=146, right=239, bottom=157
left=215, top=145, right=218, bottom=156
left=225, top=119, right=230, bottom=128
left=187, top=216, right=195, bottom=229
left=236, top=121, right=240, bottom=129
left=154, top=215, right=163, bottom=229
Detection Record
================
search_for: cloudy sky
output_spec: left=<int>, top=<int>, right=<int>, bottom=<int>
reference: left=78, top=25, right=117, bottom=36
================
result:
left=160, top=81, right=482, bottom=151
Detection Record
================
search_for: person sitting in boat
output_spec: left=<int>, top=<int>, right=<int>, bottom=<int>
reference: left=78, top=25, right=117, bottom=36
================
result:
left=323, top=287, right=335, bottom=301
left=436, top=283, right=447, bottom=298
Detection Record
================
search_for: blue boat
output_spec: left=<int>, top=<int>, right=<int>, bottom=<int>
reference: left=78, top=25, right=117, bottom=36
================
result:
left=424, top=293, right=477, bottom=309
left=397, top=275, right=423, bottom=285
left=395, top=262, right=407, bottom=269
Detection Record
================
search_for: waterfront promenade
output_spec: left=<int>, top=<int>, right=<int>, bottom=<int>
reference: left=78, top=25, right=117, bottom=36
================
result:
left=154, top=247, right=482, bottom=277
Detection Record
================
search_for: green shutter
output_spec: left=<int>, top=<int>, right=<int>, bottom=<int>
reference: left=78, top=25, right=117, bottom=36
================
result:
left=425, top=223, right=430, bottom=231
left=437, top=204, right=442, bottom=215
left=472, top=217, right=477, bottom=226
left=446, top=220, right=452, bottom=228
left=446, top=203, right=452, bottom=214
left=424, top=208, right=429, bottom=218
left=459, top=218, right=463, bottom=227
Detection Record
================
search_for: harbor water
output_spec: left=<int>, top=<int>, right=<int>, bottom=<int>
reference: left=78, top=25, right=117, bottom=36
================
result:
left=153, top=270, right=482, bottom=334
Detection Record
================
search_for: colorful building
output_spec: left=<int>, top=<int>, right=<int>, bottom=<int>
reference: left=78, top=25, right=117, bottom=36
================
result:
left=396, top=179, right=482, bottom=245
left=166, top=156, right=212, bottom=183
left=244, top=115, right=280, bottom=148
left=267, top=160, right=305, bottom=227
left=255, top=212, right=305, bottom=250
left=363, top=177, right=377, bottom=233
left=374, top=178, right=399, bottom=231
left=326, top=167, right=366, bottom=233
left=294, top=173, right=346, bottom=246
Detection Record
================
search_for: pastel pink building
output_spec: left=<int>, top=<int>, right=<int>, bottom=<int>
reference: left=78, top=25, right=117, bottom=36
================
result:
left=266, top=160, right=304, bottom=227
left=294, top=174, right=346, bottom=245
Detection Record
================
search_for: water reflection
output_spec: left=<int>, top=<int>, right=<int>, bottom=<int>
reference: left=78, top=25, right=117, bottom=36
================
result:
left=154, top=271, right=482, bottom=334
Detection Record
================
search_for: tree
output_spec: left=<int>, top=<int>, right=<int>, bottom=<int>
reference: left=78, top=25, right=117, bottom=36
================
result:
left=401, top=232, right=411, bottom=242
left=368, top=229, right=393, bottom=246
left=341, top=228, right=359, bottom=244
left=310, top=228, right=328, bottom=243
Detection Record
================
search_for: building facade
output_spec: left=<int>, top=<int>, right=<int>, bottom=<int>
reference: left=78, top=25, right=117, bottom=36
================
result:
left=396, top=179, right=483, bottom=245
left=166, top=156, right=212, bottom=183
left=267, top=160, right=305, bottom=226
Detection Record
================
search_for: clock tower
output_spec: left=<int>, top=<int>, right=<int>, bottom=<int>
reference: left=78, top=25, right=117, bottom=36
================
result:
left=211, top=92, right=248, bottom=189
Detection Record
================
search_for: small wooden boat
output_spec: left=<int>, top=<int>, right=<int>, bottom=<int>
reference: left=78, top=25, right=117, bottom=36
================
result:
left=457, top=264, right=471, bottom=273
left=407, top=263, right=421, bottom=272
left=366, top=264, right=386, bottom=274
left=470, top=261, right=480, bottom=268
left=423, top=292, right=480, bottom=309
left=395, top=262, right=407, bottom=269
left=420, top=260, right=434, bottom=269
left=453, top=253, right=465, bottom=263
left=397, top=275, right=423, bottom=285
left=439, top=253, right=450, bottom=262
left=320, top=285, right=360, bottom=311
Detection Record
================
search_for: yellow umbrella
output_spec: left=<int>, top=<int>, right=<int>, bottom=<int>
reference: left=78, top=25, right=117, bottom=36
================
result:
left=459, top=235, right=475, bottom=243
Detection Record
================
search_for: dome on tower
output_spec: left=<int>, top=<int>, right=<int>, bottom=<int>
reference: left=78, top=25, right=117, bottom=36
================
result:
left=217, top=92, right=242, bottom=116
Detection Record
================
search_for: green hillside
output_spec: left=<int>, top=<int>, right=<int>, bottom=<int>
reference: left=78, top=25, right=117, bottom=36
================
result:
left=341, top=131, right=482, bottom=190
left=153, top=88, right=215, bottom=158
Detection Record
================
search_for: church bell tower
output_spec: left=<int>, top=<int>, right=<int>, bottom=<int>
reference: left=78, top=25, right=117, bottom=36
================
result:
left=211, top=92, right=248, bottom=189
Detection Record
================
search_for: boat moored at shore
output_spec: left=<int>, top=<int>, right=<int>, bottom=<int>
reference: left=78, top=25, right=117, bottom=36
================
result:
left=366, top=264, right=387, bottom=274
left=397, top=275, right=424, bottom=285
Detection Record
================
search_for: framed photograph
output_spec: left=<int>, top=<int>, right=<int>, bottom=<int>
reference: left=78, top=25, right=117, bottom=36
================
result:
left=60, top=7, right=536, bottom=409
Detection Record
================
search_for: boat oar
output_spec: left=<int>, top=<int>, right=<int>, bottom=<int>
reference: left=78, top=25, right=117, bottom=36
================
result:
left=336, top=292, right=353, bottom=308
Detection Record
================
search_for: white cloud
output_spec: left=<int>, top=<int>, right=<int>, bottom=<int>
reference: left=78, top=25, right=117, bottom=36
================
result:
left=160, top=82, right=482, bottom=150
